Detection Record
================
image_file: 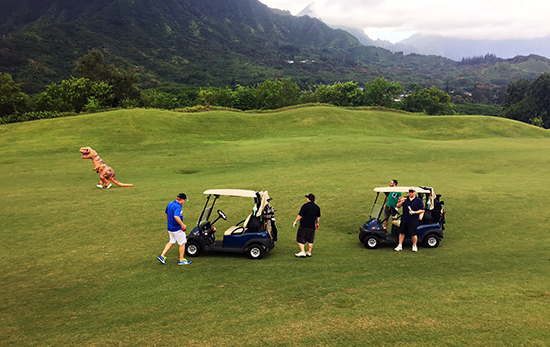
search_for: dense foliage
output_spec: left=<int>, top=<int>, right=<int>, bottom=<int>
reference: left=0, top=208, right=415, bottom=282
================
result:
left=3, top=50, right=549, bottom=129
left=504, top=72, right=550, bottom=128
left=0, top=73, right=30, bottom=117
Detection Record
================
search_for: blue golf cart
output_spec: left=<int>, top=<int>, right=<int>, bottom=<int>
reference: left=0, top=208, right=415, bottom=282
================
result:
left=186, top=189, right=277, bottom=259
left=359, top=186, right=445, bottom=249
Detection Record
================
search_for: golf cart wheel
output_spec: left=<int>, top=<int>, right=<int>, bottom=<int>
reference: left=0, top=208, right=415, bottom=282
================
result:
left=247, top=244, right=265, bottom=260
left=423, top=234, right=440, bottom=248
left=364, top=235, right=380, bottom=249
left=186, top=241, right=202, bottom=257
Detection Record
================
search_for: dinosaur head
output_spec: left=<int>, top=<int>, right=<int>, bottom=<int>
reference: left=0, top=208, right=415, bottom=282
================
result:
left=80, top=147, right=95, bottom=159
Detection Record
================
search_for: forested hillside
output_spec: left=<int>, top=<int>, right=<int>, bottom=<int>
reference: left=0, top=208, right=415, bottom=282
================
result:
left=1, top=0, right=550, bottom=97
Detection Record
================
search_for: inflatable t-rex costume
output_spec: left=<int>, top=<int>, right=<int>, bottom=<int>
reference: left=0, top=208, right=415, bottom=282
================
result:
left=80, top=147, right=133, bottom=188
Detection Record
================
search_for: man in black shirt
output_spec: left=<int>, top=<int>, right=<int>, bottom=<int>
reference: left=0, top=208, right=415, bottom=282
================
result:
left=293, top=194, right=321, bottom=257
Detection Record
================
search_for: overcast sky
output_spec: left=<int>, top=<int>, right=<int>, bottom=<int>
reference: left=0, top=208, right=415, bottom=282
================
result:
left=258, top=0, right=550, bottom=43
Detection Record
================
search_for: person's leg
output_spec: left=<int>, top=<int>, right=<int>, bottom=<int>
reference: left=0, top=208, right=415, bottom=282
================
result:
left=307, top=243, right=313, bottom=253
left=298, top=243, right=305, bottom=253
left=161, top=242, right=173, bottom=257
left=398, top=233, right=405, bottom=245
left=412, top=235, right=418, bottom=246
left=179, top=243, right=186, bottom=261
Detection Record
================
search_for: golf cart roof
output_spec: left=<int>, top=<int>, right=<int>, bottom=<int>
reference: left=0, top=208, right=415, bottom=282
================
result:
left=374, top=187, right=433, bottom=194
left=203, top=189, right=257, bottom=198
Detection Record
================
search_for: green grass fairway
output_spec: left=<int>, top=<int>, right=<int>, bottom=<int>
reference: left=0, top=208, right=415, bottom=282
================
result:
left=1, top=107, right=550, bottom=346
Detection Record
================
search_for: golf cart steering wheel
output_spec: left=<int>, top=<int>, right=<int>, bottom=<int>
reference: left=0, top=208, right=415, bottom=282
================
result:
left=217, top=210, right=227, bottom=220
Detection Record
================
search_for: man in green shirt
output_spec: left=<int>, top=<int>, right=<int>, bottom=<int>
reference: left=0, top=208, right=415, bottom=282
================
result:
left=384, top=180, right=402, bottom=230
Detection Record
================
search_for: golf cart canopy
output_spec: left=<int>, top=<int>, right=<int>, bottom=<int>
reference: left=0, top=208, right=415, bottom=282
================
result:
left=374, top=187, right=434, bottom=194
left=202, top=189, right=271, bottom=218
left=203, top=189, right=257, bottom=198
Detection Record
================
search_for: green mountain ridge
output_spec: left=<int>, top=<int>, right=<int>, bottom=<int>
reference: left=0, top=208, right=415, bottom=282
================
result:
left=1, top=0, right=549, bottom=94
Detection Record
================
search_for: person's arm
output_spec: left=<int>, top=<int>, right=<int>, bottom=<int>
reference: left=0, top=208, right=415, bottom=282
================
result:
left=315, top=217, right=320, bottom=229
left=174, top=216, right=186, bottom=231
left=410, top=200, right=425, bottom=215
left=293, top=215, right=302, bottom=227
left=396, top=197, right=406, bottom=208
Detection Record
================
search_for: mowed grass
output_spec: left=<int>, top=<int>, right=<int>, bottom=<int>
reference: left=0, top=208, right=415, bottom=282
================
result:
left=1, top=106, right=550, bottom=346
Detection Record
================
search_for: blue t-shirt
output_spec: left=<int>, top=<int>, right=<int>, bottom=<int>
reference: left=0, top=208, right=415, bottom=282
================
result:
left=165, top=200, right=183, bottom=231
left=401, top=197, right=424, bottom=226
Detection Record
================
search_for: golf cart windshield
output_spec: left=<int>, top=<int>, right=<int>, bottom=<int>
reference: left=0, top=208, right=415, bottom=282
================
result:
left=369, top=201, right=384, bottom=220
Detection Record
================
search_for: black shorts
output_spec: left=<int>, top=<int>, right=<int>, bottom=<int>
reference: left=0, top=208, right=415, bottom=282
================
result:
left=399, top=222, right=418, bottom=236
left=384, top=206, right=398, bottom=218
left=297, top=227, right=315, bottom=244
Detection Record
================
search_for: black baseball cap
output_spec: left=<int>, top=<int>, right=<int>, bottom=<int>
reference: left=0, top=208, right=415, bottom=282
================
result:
left=305, top=193, right=315, bottom=201
left=177, top=193, right=188, bottom=201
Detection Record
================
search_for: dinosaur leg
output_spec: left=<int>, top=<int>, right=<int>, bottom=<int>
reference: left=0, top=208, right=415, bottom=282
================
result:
left=99, top=176, right=110, bottom=188
left=97, top=180, right=104, bottom=188
left=103, top=176, right=112, bottom=189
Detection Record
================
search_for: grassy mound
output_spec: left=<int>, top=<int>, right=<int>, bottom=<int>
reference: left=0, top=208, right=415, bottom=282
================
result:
left=1, top=107, right=549, bottom=346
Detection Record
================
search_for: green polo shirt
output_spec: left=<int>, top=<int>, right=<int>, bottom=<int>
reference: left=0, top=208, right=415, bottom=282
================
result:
left=386, top=192, right=402, bottom=208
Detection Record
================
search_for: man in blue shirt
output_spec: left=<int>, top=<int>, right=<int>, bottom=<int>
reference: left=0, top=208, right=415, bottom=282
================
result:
left=158, top=193, right=191, bottom=265
left=395, top=187, right=425, bottom=252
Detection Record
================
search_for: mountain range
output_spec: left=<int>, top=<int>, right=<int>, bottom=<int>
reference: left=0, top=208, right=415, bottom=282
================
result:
left=296, top=2, right=550, bottom=61
left=1, top=0, right=549, bottom=96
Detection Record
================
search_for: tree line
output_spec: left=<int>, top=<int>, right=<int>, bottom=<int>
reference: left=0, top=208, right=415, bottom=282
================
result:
left=504, top=72, right=550, bottom=128
left=1, top=50, right=548, bottom=128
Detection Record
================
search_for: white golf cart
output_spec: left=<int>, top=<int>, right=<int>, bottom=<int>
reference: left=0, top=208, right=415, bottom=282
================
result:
left=186, top=189, right=278, bottom=259
left=359, top=186, right=445, bottom=249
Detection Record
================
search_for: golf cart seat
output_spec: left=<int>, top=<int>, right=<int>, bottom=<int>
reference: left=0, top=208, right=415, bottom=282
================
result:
left=224, top=225, right=245, bottom=236
left=224, top=213, right=254, bottom=236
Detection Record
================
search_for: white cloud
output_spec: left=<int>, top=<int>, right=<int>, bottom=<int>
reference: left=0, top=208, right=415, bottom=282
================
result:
left=259, top=0, right=550, bottom=41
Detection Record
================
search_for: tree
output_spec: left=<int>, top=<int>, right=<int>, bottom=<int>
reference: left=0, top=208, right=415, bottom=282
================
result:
left=74, top=50, right=111, bottom=81
left=504, top=79, right=530, bottom=108
left=364, top=78, right=403, bottom=108
left=528, top=73, right=550, bottom=119
left=0, top=73, right=30, bottom=117
left=402, top=85, right=451, bottom=115
left=74, top=50, right=140, bottom=106
left=256, top=78, right=300, bottom=110
left=36, top=77, right=114, bottom=113
left=232, top=85, right=258, bottom=111
left=504, top=73, right=550, bottom=128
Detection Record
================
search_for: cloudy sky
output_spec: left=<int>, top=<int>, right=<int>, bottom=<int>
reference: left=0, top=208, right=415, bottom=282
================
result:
left=258, top=0, right=550, bottom=43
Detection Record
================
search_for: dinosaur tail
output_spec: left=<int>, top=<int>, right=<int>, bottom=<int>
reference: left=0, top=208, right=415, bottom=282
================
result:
left=109, top=178, right=133, bottom=187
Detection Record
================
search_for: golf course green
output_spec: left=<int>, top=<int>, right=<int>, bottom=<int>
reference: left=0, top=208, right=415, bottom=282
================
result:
left=1, top=106, right=549, bottom=346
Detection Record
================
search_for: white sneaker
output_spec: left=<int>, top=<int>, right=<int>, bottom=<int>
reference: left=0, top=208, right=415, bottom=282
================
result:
left=106, top=183, right=112, bottom=189
left=394, top=244, right=402, bottom=251
left=412, top=245, right=418, bottom=252
left=305, top=252, right=312, bottom=257
left=97, top=184, right=104, bottom=188
left=295, top=251, right=306, bottom=257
